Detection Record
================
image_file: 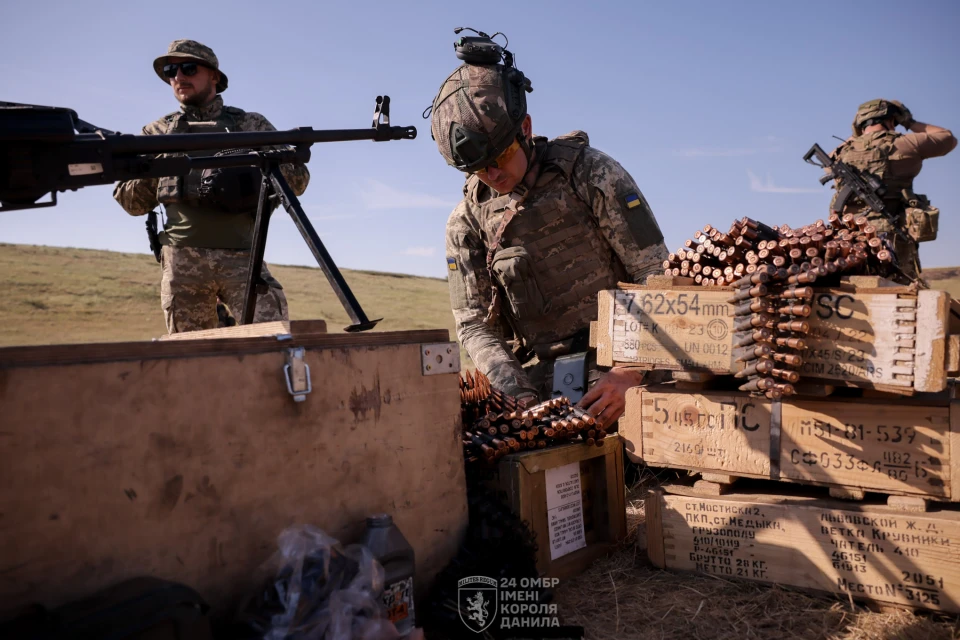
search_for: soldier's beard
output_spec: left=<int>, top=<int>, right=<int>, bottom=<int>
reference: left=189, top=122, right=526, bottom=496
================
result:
left=179, top=85, right=217, bottom=108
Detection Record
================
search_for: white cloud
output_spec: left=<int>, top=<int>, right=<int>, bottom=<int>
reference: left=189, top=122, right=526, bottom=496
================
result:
left=402, top=246, right=438, bottom=257
left=747, top=169, right=821, bottom=194
left=359, top=179, right=457, bottom=210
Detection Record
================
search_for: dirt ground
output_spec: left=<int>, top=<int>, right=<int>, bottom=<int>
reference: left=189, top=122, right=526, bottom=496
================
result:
left=554, top=476, right=960, bottom=640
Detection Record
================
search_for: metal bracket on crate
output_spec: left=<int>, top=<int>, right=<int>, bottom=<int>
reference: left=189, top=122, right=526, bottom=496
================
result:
left=284, top=347, right=312, bottom=402
left=421, top=342, right=461, bottom=376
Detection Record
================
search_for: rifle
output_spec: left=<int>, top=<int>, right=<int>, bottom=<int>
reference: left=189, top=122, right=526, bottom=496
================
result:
left=0, top=97, right=417, bottom=331
left=803, top=142, right=911, bottom=244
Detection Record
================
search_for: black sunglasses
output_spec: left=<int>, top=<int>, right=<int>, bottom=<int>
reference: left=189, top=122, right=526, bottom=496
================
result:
left=162, top=62, right=207, bottom=79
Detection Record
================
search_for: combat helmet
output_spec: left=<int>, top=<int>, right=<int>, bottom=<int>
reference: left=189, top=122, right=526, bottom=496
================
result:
left=852, top=99, right=899, bottom=136
left=429, top=28, right=533, bottom=173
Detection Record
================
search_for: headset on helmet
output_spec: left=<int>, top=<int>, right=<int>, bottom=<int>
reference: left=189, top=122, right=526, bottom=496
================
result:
left=426, top=28, right=534, bottom=173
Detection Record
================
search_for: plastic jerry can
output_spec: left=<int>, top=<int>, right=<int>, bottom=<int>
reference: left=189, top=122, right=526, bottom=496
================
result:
left=360, top=513, right=416, bottom=636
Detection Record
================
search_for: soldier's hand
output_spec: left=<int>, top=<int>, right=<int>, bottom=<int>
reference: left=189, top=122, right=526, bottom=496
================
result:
left=890, top=100, right=914, bottom=127
left=576, top=367, right=646, bottom=429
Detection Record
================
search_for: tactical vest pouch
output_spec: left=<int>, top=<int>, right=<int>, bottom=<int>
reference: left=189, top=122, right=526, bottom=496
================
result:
left=491, top=246, right=547, bottom=321
left=906, top=205, right=938, bottom=243
left=157, top=175, right=184, bottom=205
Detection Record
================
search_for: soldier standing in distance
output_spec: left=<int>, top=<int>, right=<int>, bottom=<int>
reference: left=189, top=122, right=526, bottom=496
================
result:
left=430, top=42, right=668, bottom=429
left=829, top=99, right=955, bottom=281
left=113, top=40, right=310, bottom=333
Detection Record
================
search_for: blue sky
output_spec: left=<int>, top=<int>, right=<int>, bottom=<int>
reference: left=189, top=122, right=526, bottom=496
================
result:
left=3, top=0, right=958, bottom=279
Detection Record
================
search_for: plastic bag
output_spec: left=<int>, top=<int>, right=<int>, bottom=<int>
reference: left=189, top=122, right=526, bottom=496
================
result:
left=235, top=524, right=401, bottom=640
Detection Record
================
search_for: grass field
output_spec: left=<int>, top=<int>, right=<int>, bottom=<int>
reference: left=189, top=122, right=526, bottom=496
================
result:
left=0, top=243, right=459, bottom=348
left=3, top=242, right=957, bottom=350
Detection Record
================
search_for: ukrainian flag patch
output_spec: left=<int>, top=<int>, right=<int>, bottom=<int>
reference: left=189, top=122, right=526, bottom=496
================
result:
left=447, top=257, right=458, bottom=271
left=624, top=193, right=642, bottom=209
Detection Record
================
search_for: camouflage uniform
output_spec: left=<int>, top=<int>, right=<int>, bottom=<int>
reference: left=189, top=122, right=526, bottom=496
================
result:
left=112, top=40, right=310, bottom=333
left=829, top=99, right=956, bottom=281
left=434, top=65, right=668, bottom=399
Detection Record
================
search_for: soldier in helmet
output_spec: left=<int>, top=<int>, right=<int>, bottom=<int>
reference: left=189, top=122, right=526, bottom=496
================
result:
left=113, top=39, right=310, bottom=333
left=431, top=46, right=668, bottom=429
left=829, top=99, right=955, bottom=280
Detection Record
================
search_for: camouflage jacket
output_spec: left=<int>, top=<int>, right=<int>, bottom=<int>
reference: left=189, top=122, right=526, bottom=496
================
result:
left=112, top=96, right=310, bottom=248
left=445, top=132, right=668, bottom=397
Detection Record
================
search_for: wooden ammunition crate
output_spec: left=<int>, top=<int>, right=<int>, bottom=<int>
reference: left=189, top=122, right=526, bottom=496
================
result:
left=621, top=386, right=960, bottom=501
left=491, top=437, right=626, bottom=580
left=0, top=323, right=467, bottom=618
left=594, top=276, right=956, bottom=393
left=646, top=487, right=960, bottom=614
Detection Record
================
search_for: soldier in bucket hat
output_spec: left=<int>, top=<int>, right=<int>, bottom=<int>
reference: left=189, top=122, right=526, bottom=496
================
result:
left=113, top=39, right=310, bottom=334
left=432, top=31, right=668, bottom=430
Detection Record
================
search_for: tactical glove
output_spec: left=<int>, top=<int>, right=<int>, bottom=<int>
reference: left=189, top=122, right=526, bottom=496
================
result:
left=890, top=100, right=915, bottom=128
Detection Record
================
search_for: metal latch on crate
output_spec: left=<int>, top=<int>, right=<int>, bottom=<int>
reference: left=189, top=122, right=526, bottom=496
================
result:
left=283, top=347, right=312, bottom=402
left=421, top=342, right=461, bottom=376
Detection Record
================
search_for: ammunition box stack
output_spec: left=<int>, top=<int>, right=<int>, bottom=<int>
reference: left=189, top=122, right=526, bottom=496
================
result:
left=596, top=216, right=960, bottom=612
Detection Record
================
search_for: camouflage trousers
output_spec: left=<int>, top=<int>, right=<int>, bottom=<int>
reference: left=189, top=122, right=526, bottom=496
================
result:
left=160, top=245, right=288, bottom=334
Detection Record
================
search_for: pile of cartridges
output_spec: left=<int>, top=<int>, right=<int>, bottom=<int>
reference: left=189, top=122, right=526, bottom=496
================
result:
left=663, top=216, right=907, bottom=397
left=459, top=370, right=607, bottom=464
left=662, top=215, right=900, bottom=287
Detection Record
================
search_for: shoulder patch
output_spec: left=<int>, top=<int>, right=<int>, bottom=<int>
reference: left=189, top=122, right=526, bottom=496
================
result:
left=623, top=193, right=642, bottom=209
left=447, top=257, right=458, bottom=271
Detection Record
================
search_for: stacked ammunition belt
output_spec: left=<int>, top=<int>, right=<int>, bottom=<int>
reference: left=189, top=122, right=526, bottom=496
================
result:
left=460, top=370, right=606, bottom=464
left=662, top=215, right=898, bottom=287
left=662, top=216, right=905, bottom=396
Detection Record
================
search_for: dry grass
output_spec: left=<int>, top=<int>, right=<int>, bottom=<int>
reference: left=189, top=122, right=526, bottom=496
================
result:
left=556, top=477, right=960, bottom=640
left=0, top=243, right=465, bottom=361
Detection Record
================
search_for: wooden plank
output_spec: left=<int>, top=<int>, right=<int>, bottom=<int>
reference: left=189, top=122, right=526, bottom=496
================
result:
left=951, top=402, right=960, bottom=504
left=701, top=473, right=738, bottom=484
left=636, top=389, right=773, bottom=476
left=840, top=275, right=901, bottom=288
left=621, top=387, right=644, bottom=463
left=158, top=319, right=328, bottom=341
left=915, top=290, right=950, bottom=393
left=596, top=290, right=615, bottom=367
left=645, top=489, right=666, bottom=568
left=887, top=496, right=928, bottom=512
left=779, top=401, right=951, bottom=499
left=649, top=491, right=960, bottom=614
left=946, top=336, right=960, bottom=374
left=0, top=329, right=451, bottom=369
left=830, top=487, right=866, bottom=501
left=589, top=321, right=598, bottom=348
left=646, top=275, right=697, bottom=287
left=0, top=338, right=467, bottom=616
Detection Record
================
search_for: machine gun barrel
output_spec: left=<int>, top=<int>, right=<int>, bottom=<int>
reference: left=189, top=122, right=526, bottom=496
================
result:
left=0, top=97, right=417, bottom=332
left=97, top=124, right=416, bottom=156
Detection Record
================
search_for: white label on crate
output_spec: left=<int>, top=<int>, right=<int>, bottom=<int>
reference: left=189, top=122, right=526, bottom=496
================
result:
left=545, top=462, right=586, bottom=561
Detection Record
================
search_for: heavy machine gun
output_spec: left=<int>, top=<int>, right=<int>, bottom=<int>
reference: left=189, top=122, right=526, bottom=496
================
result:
left=0, top=97, right=417, bottom=331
